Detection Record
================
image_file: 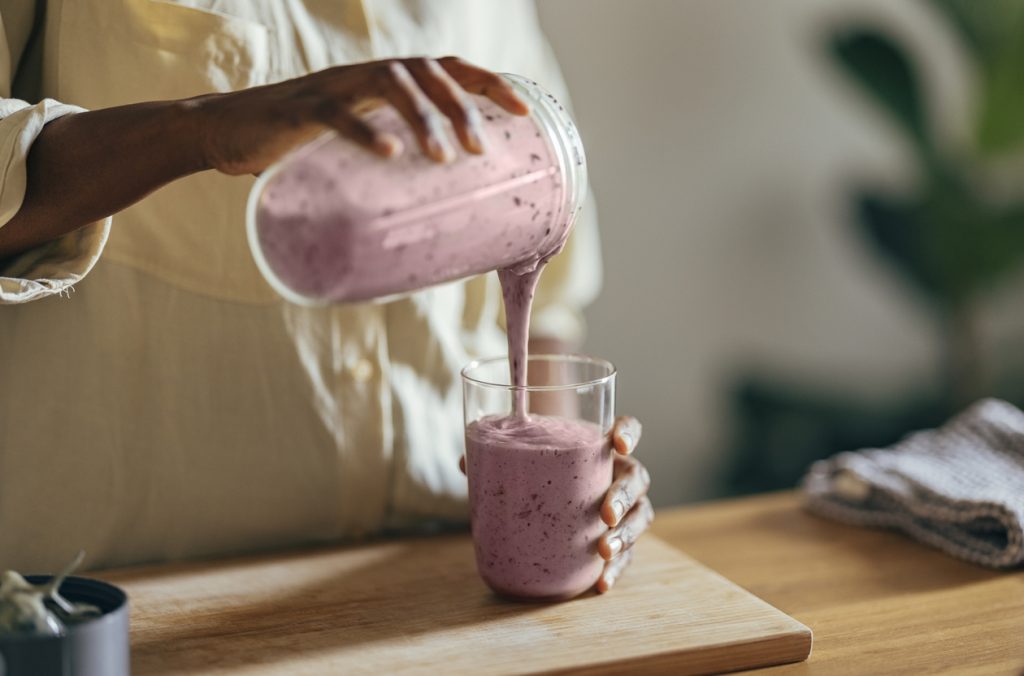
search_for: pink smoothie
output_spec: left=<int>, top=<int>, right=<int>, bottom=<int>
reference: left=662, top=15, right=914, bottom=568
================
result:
left=465, top=414, right=613, bottom=600
left=498, top=265, right=545, bottom=416
left=251, top=92, right=575, bottom=306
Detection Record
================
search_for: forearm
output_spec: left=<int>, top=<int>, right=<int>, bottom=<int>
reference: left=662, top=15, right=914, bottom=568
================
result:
left=0, top=99, right=207, bottom=260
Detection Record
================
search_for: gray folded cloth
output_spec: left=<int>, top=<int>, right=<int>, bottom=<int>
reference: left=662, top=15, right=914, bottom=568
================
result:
left=802, top=398, right=1024, bottom=569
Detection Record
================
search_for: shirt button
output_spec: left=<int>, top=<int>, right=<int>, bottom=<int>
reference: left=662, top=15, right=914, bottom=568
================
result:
left=350, top=357, right=375, bottom=383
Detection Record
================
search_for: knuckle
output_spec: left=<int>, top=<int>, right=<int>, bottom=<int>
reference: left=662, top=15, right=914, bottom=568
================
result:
left=620, top=524, right=636, bottom=545
left=425, top=58, right=449, bottom=77
left=642, top=498, right=655, bottom=522
left=402, top=56, right=431, bottom=73
left=619, top=485, right=634, bottom=508
left=384, top=60, right=408, bottom=80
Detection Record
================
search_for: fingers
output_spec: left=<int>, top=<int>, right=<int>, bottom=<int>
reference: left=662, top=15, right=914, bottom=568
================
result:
left=611, top=416, right=642, bottom=456
left=595, top=454, right=653, bottom=593
left=601, top=455, right=651, bottom=527
left=599, top=495, right=654, bottom=561
left=596, top=548, right=633, bottom=594
left=459, top=455, right=466, bottom=476
left=312, top=98, right=402, bottom=158
left=437, top=56, right=530, bottom=116
left=406, top=59, right=486, bottom=154
left=378, top=61, right=454, bottom=162
left=305, top=57, right=526, bottom=162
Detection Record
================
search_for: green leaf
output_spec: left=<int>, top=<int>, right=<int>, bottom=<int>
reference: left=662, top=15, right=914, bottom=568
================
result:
left=855, top=190, right=947, bottom=305
left=976, top=28, right=1024, bottom=154
left=927, top=0, right=1024, bottom=155
left=854, top=166, right=1024, bottom=308
left=971, top=202, right=1024, bottom=289
left=921, top=168, right=1024, bottom=297
left=829, top=27, right=929, bottom=149
left=926, top=0, right=1019, bottom=66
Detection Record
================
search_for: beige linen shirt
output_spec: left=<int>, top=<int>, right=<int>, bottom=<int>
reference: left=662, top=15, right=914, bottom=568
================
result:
left=0, top=0, right=601, bottom=570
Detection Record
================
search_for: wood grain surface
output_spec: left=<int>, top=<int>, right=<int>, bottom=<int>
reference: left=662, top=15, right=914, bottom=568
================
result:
left=98, top=535, right=810, bottom=675
left=95, top=490, right=1021, bottom=674
left=652, top=492, right=1024, bottom=675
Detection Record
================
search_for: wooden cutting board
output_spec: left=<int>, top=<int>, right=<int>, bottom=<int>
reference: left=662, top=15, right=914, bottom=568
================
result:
left=99, top=535, right=811, bottom=675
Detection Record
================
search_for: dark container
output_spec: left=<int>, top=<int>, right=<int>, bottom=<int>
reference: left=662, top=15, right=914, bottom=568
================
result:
left=0, top=576, right=129, bottom=676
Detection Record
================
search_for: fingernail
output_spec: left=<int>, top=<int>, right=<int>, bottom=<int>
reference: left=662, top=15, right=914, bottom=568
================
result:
left=374, top=134, right=402, bottom=157
left=612, top=500, right=625, bottom=523
left=617, top=431, right=633, bottom=453
left=427, top=135, right=455, bottom=162
left=607, top=537, right=623, bottom=557
left=467, top=126, right=487, bottom=154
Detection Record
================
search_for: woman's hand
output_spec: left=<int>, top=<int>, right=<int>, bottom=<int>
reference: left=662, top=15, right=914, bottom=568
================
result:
left=596, top=416, right=652, bottom=592
left=189, top=56, right=530, bottom=175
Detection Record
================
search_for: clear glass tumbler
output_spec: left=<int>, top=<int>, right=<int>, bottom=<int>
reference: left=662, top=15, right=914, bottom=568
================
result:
left=462, top=354, right=616, bottom=601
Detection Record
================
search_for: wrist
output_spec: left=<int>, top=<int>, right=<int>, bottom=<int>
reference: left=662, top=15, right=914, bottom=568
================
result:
left=174, top=95, right=220, bottom=174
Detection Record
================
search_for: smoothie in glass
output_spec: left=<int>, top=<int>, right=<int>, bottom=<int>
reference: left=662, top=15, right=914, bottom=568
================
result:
left=462, top=355, right=615, bottom=601
left=466, top=414, right=612, bottom=599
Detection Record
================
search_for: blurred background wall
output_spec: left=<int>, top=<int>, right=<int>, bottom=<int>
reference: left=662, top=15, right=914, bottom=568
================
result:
left=535, top=0, right=1024, bottom=507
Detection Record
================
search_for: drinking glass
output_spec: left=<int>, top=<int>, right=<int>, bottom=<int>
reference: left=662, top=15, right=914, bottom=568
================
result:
left=462, top=354, right=616, bottom=600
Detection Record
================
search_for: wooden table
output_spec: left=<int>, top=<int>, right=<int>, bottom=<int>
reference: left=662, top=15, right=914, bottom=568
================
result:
left=652, top=492, right=1024, bottom=674
left=101, top=491, right=1023, bottom=674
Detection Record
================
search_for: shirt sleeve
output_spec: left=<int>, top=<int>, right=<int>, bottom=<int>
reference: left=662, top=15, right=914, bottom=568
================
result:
left=0, top=6, right=111, bottom=304
left=474, top=1, right=603, bottom=345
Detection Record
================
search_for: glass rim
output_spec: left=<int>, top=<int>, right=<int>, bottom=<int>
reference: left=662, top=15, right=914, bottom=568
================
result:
left=461, top=354, right=616, bottom=392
